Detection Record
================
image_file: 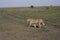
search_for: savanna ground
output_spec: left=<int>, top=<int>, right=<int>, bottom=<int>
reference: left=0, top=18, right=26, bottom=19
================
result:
left=0, top=6, right=60, bottom=40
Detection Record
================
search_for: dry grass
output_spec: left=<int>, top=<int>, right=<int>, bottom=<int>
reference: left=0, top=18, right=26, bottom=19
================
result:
left=0, top=6, right=60, bottom=40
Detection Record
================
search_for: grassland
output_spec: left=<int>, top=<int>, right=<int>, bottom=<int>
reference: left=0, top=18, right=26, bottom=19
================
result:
left=0, top=6, right=60, bottom=40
